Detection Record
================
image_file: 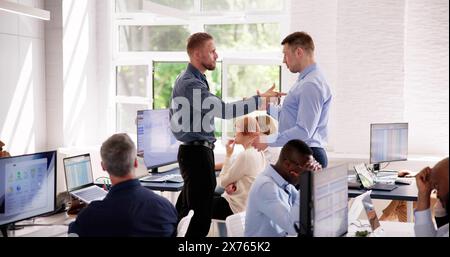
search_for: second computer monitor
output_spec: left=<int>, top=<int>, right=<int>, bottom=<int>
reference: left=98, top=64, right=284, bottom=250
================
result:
left=137, top=109, right=180, bottom=171
left=312, top=164, right=348, bottom=237
left=299, top=164, right=348, bottom=237
left=0, top=151, right=56, bottom=227
left=370, top=123, right=408, bottom=165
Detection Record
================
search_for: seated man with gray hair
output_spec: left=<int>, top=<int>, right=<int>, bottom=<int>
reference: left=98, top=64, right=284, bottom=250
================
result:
left=68, top=133, right=178, bottom=236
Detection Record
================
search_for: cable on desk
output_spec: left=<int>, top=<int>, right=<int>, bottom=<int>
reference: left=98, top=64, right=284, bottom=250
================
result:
left=349, top=220, right=371, bottom=228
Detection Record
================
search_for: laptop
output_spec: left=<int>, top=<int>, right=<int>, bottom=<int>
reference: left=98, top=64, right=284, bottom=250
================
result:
left=354, top=163, right=398, bottom=191
left=135, top=156, right=151, bottom=179
left=63, top=154, right=108, bottom=204
left=136, top=156, right=183, bottom=183
left=349, top=191, right=415, bottom=237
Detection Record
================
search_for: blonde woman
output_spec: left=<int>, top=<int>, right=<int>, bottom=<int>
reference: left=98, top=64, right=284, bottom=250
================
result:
left=212, top=116, right=268, bottom=220
left=255, top=115, right=281, bottom=165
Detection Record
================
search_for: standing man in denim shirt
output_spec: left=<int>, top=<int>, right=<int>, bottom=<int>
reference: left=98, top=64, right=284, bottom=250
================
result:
left=170, top=32, right=283, bottom=237
left=254, top=32, right=332, bottom=168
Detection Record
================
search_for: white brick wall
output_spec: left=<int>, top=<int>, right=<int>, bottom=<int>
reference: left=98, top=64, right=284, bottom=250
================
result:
left=289, top=0, right=449, bottom=157
left=0, top=0, right=47, bottom=155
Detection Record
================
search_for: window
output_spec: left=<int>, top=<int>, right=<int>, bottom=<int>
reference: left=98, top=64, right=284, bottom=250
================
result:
left=116, top=65, right=148, bottom=97
left=112, top=0, right=286, bottom=139
left=119, top=25, right=190, bottom=52
left=223, top=63, right=281, bottom=138
left=202, top=0, right=283, bottom=12
left=225, top=64, right=280, bottom=101
left=116, top=103, right=149, bottom=134
left=116, top=0, right=194, bottom=12
left=205, top=23, right=280, bottom=52
left=153, top=62, right=222, bottom=109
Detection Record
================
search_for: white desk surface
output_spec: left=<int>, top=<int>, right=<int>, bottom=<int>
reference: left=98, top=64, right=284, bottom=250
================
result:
left=4, top=212, right=75, bottom=237
left=347, top=220, right=415, bottom=237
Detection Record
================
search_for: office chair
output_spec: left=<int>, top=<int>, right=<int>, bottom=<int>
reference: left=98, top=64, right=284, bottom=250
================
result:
left=177, top=210, right=194, bottom=237
left=225, top=211, right=246, bottom=237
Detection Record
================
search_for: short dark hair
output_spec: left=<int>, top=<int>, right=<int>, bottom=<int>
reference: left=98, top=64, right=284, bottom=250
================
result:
left=281, top=31, right=315, bottom=53
left=187, top=32, right=213, bottom=56
left=280, top=139, right=313, bottom=161
left=100, top=133, right=136, bottom=177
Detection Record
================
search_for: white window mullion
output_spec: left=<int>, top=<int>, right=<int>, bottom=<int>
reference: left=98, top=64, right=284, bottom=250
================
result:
left=148, top=61, right=153, bottom=109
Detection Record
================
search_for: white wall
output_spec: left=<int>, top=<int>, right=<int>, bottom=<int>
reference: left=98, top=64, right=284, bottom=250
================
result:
left=289, top=0, right=449, bottom=157
left=0, top=0, right=47, bottom=155
left=45, top=0, right=111, bottom=193
left=45, top=0, right=104, bottom=149
left=404, top=0, right=449, bottom=156
left=335, top=0, right=406, bottom=155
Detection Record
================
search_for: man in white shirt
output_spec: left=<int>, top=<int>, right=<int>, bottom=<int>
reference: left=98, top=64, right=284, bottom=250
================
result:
left=245, top=139, right=321, bottom=237
left=414, top=157, right=449, bottom=237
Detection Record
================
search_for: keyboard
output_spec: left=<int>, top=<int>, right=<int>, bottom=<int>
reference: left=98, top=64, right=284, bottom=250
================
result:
left=73, top=186, right=108, bottom=203
left=141, top=174, right=183, bottom=183
left=395, top=177, right=413, bottom=185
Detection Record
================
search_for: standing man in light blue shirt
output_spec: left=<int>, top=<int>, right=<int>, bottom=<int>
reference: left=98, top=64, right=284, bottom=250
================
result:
left=254, top=32, right=332, bottom=168
left=245, top=139, right=321, bottom=237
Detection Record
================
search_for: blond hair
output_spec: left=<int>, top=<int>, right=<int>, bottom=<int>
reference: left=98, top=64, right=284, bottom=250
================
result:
left=255, top=115, right=278, bottom=136
left=235, top=116, right=260, bottom=135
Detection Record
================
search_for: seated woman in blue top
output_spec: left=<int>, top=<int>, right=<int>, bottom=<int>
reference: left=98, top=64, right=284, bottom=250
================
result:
left=68, top=133, right=178, bottom=237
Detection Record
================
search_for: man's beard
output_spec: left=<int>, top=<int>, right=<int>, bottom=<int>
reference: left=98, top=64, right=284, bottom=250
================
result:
left=202, top=61, right=216, bottom=71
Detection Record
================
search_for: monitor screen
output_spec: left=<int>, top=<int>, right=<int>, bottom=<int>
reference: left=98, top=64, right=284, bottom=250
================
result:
left=312, top=164, right=348, bottom=237
left=63, top=154, right=93, bottom=192
left=370, top=123, right=408, bottom=164
left=137, top=109, right=180, bottom=169
left=0, top=151, right=56, bottom=226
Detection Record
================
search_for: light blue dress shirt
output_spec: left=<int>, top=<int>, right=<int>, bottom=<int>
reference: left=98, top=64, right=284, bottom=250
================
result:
left=244, top=165, right=300, bottom=237
left=268, top=63, right=332, bottom=148
left=414, top=208, right=449, bottom=237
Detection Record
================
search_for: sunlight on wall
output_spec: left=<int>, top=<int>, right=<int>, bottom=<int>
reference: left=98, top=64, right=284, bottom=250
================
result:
left=1, top=42, right=35, bottom=154
left=63, top=0, right=89, bottom=146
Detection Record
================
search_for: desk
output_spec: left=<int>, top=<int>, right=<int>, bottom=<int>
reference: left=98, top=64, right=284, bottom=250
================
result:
left=2, top=212, right=74, bottom=237
left=139, top=168, right=184, bottom=192
left=348, top=181, right=418, bottom=222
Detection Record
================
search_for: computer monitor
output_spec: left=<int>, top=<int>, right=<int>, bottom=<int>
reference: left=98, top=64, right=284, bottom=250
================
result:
left=299, top=164, right=348, bottom=237
left=137, top=109, right=180, bottom=172
left=370, top=123, right=408, bottom=171
left=0, top=151, right=57, bottom=233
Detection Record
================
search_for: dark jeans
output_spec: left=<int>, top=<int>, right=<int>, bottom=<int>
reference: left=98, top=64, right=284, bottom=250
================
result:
left=211, top=196, right=233, bottom=220
left=176, top=145, right=216, bottom=237
left=311, top=147, right=328, bottom=168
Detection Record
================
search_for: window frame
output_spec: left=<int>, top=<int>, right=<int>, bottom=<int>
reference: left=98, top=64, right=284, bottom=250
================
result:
left=111, top=0, right=288, bottom=137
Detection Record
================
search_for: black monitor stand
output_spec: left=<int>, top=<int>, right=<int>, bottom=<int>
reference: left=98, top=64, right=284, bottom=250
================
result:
left=372, top=163, right=380, bottom=173
left=298, top=170, right=313, bottom=237
left=372, top=163, right=397, bottom=173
